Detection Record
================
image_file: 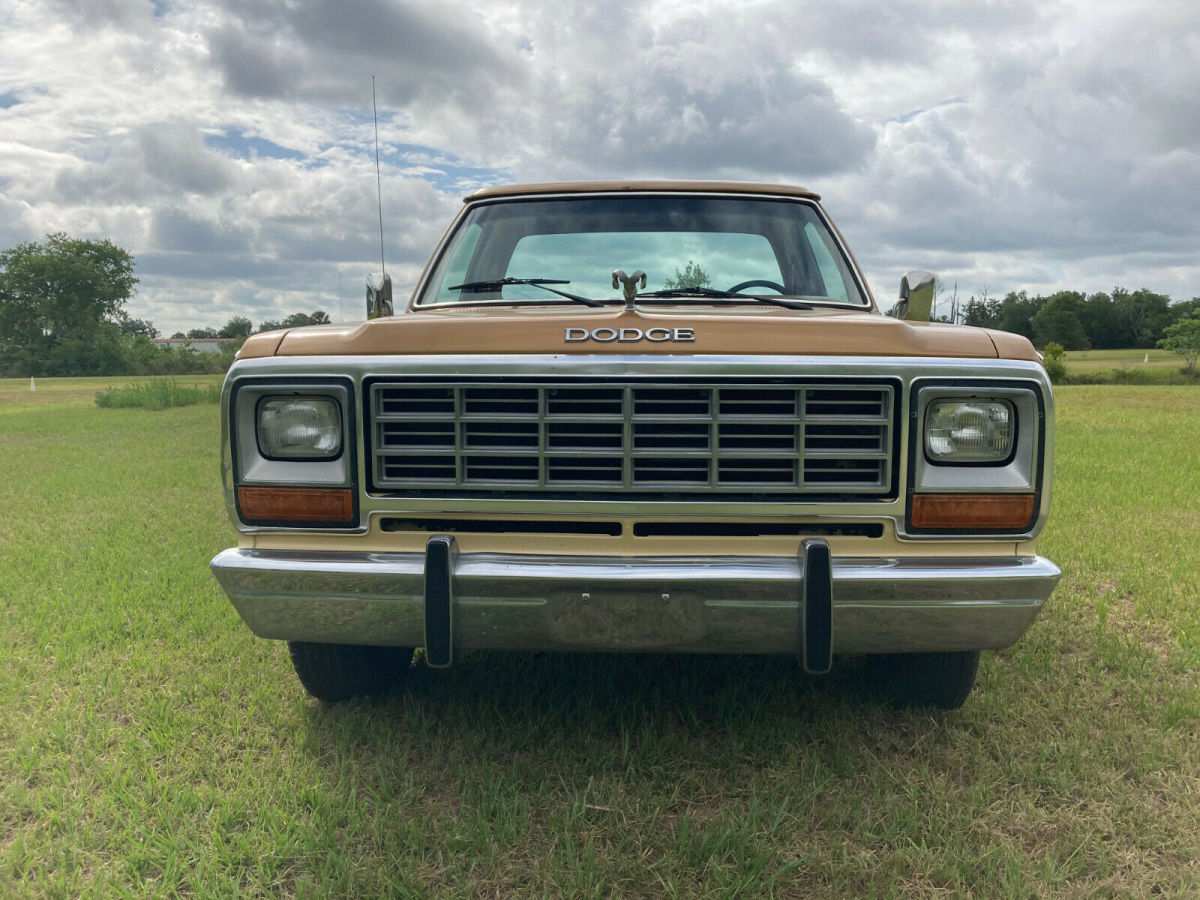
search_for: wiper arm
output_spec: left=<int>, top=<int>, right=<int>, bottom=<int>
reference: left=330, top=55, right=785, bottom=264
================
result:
left=448, top=277, right=606, bottom=308
left=637, top=287, right=813, bottom=310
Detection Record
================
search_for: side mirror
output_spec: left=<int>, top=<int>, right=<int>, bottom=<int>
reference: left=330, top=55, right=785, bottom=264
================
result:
left=366, top=272, right=393, bottom=319
left=886, top=271, right=935, bottom=321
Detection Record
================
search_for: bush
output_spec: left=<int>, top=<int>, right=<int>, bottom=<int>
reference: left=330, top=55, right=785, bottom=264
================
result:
left=1042, top=342, right=1067, bottom=383
left=1157, top=313, right=1200, bottom=373
left=95, top=379, right=221, bottom=410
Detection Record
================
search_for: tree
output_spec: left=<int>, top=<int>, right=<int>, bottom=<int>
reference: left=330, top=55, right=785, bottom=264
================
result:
left=663, top=261, right=711, bottom=290
left=1158, top=312, right=1200, bottom=373
left=256, top=310, right=331, bottom=332
left=1168, top=297, right=1200, bottom=323
left=0, top=233, right=138, bottom=376
left=1031, top=291, right=1090, bottom=350
left=186, top=326, right=219, bottom=339
left=117, top=314, right=159, bottom=338
left=963, top=286, right=999, bottom=329
left=219, top=316, right=253, bottom=339
left=1112, top=287, right=1172, bottom=348
left=282, top=310, right=331, bottom=328
left=1041, top=341, right=1067, bottom=382
left=993, top=291, right=1042, bottom=341
left=1079, top=292, right=1123, bottom=349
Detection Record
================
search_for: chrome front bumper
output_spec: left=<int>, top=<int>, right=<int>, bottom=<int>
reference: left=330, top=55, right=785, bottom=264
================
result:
left=210, top=545, right=1059, bottom=658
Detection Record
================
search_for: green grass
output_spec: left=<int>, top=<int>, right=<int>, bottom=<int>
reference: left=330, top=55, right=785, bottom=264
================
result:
left=1063, top=348, right=1178, bottom=373
left=1060, top=348, right=1199, bottom=384
left=94, top=379, right=221, bottom=410
left=2, top=384, right=1199, bottom=895
left=0, top=375, right=223, bottom=416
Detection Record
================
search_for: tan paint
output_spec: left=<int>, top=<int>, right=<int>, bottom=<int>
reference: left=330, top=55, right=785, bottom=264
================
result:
left=984, top=328, right=1043, bottom=362
left=242, top=522, right=1029, bottom=560
left=274, top=305, right=1021, bottom=359
left=236, top=330, right=287, bottom=360
left=465, top=180, right=821, bottom=203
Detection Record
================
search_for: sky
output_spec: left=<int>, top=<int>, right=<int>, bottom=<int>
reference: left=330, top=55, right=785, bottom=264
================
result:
left=1, top=0, right=1198, bottom=335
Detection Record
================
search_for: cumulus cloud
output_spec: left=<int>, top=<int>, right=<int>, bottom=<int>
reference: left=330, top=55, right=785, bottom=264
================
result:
left=1, top=0, right=1198, bottom=334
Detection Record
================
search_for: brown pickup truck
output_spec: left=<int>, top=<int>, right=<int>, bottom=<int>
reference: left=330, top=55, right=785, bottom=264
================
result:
left=211, top=181, right=1058, bottom=709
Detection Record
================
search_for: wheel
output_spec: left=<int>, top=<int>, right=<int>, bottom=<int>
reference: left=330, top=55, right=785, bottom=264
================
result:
left=286, top=641, right=412, bottom=702
left=867, top=650, right=980, bottom=709
left=726, top=279, right=786, bottom=294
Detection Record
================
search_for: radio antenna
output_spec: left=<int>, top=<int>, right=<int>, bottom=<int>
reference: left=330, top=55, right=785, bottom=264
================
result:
left=372, top=74, right=385, bottom=275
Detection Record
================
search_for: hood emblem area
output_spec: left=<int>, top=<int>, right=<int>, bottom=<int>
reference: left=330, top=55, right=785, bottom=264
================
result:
left=565, top=327, right=695, bottom=343
left=612, top=269, right=647, bottom=309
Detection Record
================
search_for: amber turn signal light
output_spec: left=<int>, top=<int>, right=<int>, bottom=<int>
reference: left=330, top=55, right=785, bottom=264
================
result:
left=910, top=493, right=1034, bottom=531
left=237, top=486, right=355, bottom=524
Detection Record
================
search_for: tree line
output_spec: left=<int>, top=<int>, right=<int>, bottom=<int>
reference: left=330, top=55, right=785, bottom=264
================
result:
left=167, top=310, right=332, bottom=341
left=0, top=235, right=333, bottom=377
left=958, top=287, right=1200, bottom=351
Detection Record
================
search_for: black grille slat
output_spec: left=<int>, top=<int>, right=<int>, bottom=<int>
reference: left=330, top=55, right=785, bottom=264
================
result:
left=547, top=422, right=623, bottom=450
left=371, top=381, right=893, bottom=495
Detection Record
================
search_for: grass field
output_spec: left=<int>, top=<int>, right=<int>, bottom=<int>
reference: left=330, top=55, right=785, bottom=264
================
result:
left=0, top=375, right=223, bottom=416
left=1063, top=347, right=1188, bottom=375
left=2, top=381, right=1198, bottom=896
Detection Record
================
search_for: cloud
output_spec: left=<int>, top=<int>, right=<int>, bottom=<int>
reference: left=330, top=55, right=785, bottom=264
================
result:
left=205, top=0, right=521, bottom=108
left=54, top=124, right=241, bottom=204
left=1, top=0, right=1198, bottom=336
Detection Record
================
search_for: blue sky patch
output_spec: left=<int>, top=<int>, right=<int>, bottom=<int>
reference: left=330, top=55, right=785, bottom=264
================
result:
left=0, top=92, right=21, bottom=109
left=888, top=96, right=967, bottom=125
left=380, top=143, right=508, bottom=193
left=205, top=128, right=305, bottom=161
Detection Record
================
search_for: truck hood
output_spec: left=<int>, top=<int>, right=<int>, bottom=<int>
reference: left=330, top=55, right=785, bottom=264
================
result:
left=238, top=305, right=1038, bottom=361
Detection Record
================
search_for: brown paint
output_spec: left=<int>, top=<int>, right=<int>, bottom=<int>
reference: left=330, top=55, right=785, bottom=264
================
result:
left=464, top=180, right=821, bottom=203
left=269, top=305, right=1016, bottom=359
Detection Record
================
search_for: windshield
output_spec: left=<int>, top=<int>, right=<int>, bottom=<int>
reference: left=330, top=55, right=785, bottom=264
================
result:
left=415, top=194, right=868, bottom=307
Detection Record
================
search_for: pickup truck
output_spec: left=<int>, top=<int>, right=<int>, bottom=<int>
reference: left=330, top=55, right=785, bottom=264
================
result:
left=210, top=181, right=1059, bottom=709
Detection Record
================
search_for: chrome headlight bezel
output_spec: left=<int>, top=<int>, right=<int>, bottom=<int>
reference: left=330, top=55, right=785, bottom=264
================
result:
left=907, top=379, right=1047, bottom=536
left=231, top=379, right=355, bottom=489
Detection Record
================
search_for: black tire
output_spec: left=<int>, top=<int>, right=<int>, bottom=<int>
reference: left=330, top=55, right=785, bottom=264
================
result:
left=867, top=650, right=980, bottom=709
left=286, top=642, right=412, bottom=702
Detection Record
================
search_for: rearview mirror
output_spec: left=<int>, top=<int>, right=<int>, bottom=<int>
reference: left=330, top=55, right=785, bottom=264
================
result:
left=886, top=271, right=935, bottom=321
left=366, top=272, right=393, bottom=319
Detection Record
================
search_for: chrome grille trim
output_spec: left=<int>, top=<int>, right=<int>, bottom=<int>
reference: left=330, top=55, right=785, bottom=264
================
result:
left=370, top=380, right=894, bottom=497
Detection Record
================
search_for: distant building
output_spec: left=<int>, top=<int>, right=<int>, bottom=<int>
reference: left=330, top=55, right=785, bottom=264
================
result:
left=150, top=338, right=239, bottom=354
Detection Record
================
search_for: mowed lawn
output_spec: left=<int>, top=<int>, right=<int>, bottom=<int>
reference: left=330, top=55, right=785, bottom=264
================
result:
left=0, top=375, right=223, bottom=415
left=2, top=382, right=1198, bottom=896
left=1063, top=347, right=1182, bottom=374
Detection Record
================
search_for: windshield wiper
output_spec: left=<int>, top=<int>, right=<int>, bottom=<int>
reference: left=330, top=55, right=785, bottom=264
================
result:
left=637, top=287, right=813, bottom=310
left=448, top=278, right=607, bottom=308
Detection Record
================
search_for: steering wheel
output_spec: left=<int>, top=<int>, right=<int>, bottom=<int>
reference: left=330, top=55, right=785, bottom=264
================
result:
left=726, top=279, right=786, bottom=294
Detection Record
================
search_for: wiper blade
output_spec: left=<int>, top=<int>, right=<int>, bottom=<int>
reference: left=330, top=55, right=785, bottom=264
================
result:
left=448, top=277, right=606, bottom=308
left=637, top=287, right=812, bottom=310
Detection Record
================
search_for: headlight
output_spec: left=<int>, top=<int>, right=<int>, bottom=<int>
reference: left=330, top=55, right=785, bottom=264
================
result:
left=925, top=399, right=1014, bottom=463
left=257, top=397, right=342, bottom=460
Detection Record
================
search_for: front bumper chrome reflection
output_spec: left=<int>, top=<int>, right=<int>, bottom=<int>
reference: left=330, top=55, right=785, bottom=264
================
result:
left=211, top=547, right=1060, bottom=658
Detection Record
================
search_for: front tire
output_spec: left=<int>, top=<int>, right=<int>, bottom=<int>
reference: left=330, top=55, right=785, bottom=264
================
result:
left=867, top=650, right=980, bottom=709
left=287, top=642, right=412, bottom=702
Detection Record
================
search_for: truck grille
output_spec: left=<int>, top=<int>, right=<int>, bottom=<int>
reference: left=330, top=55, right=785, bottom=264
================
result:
left=368, top=381, right=895, bottom=497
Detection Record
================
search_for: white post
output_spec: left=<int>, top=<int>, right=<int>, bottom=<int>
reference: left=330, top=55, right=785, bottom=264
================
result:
left=30, top=376, right=36, bottom=392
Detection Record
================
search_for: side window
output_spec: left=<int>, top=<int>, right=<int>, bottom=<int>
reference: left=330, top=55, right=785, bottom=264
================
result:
left=803, top=222, right=851, bottom=302
left=428, top=223, right=482, bottom=303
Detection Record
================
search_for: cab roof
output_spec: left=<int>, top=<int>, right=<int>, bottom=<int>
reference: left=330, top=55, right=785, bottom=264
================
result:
left=464, top=180, right=821, bottom=203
